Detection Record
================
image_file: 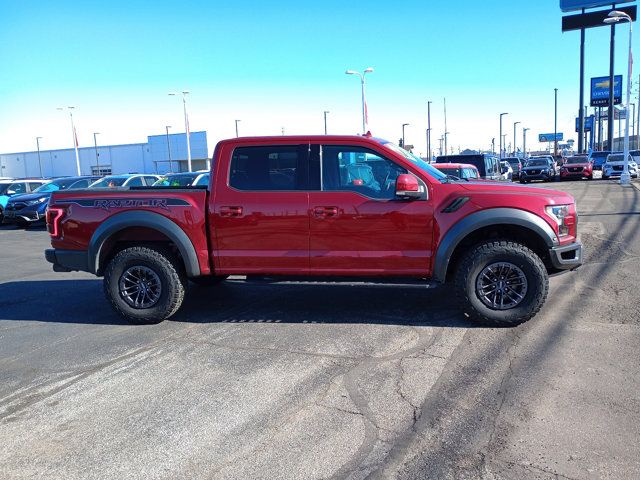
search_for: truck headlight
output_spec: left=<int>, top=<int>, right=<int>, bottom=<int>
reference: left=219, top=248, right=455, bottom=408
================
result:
left=546, top=204, right=571, bottom=236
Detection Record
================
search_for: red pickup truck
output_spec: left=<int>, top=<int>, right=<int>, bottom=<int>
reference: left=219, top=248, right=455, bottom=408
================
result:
left=45, top=135, right=582, bottom=326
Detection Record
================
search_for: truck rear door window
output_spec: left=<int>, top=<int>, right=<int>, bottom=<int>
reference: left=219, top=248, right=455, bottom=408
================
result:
left=229, top=145, right=307, bottom=191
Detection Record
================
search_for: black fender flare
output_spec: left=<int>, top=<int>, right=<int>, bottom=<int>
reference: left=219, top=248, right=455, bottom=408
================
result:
left=432, top=208, right=558, bottom=282
left=88, top=210, right=201, bottom=277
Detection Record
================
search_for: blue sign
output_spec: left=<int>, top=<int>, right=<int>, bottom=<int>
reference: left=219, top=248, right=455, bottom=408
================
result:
left=539, top=133, right=564, bottom=143
left=560, top=0, right=633, bottom=13
left=576, top=115, right=595, bottom=132
left=590, top=75, right=622, bottom=107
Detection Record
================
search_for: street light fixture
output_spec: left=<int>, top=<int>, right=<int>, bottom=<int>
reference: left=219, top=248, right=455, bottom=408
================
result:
left=168, top=91, right=192, bottom=172
left=93, top=132, right=100, bottom=176
left=499, top=113, right=508, bottom=159
left=235, top=119, right=241, bottom=138
left=513, top=121, right=521, bottom=156
left=35, top=137, right=43, bottom=178
left=604, top=10, right=633, bottom=185
left=345, top=67, right=374, bottom=134
left=57, top=106, right=81, bottom=175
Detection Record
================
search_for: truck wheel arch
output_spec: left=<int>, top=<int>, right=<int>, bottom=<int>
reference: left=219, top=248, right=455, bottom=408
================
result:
left=433, top=208, right=558, bottom=283
left=88, top=211, right=201, bottom=278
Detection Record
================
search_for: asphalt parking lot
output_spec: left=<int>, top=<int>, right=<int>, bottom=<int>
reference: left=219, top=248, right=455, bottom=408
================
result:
left=0, top=179, right=639, bottom=480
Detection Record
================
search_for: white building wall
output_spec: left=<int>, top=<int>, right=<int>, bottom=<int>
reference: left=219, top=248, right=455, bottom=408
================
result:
left=0, top=131, right=208, bottom=178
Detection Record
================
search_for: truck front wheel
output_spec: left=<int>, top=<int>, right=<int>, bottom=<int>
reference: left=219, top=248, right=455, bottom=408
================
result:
left=104, top=246, right=186, bottom=324
left=454, top=240, right=549, bottom=327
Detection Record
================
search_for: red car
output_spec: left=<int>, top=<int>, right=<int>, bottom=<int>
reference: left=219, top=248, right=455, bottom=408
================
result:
left=560, top=156, right=593, bottom=181
left=45, top=135, right=582, bottom=327
left=432, top=163, right=481, bottom=180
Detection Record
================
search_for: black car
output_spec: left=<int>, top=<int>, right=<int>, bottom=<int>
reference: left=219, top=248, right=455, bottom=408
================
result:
left=519, top=157, right=557, bottom=183
left=435, top=154, right=502, bottom=180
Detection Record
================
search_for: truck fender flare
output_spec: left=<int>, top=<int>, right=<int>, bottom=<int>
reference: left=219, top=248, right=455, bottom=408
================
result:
left=88, top=211, right=201, bottom=277
left=432, top=208, right=558, bottom=283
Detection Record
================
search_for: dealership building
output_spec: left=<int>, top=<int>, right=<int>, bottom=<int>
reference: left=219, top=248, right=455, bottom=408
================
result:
left=0, top=131, right=209, bottom=179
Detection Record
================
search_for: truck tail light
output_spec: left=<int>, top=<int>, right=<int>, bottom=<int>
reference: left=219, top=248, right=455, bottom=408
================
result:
left=46, top=207, right=65, bottom=238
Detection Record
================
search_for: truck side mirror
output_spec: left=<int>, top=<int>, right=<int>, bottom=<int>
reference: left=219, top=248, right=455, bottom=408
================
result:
left=396, top=174, right=425, bottom=200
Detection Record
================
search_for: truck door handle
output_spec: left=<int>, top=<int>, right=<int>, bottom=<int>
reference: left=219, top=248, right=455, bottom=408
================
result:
left=313, top=206, right=339, bottom=217
left=220, top=206, right=243, bottom=217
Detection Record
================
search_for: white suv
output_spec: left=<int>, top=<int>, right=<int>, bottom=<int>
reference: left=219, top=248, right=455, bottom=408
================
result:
left=602, top=153, right=639, bottom=179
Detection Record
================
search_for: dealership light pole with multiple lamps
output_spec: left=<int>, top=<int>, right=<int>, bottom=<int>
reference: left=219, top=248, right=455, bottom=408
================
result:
left=57, top=106, right=81, bottom=176
left=605, top=10, right=633, bottom=185
left=345, top=67, right=374, bottom=134
left=168, top=91, right=192, bottom=172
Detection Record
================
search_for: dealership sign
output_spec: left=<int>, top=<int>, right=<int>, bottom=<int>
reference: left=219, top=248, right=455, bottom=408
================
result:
left=576, top=116, right=595, bottom=132
left=590, top=75, right=622, bottom=107
left=539, top=133, right=564, bottom=142
left=560, top=0, right=633, bottom=12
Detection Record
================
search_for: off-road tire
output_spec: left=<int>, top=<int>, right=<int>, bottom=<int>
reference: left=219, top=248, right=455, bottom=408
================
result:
left=104, top=246, right=186, bottom=324
left=454, top=240, right=549, bottom=327
left=190, top=275, right=229, bottom=286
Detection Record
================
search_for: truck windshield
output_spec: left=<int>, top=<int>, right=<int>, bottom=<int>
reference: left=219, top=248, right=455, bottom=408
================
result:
left=378, top=141, right=447, bottom=181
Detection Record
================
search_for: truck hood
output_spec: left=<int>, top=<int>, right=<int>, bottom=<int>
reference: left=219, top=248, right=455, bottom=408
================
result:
left=458, top=181, right=574, bottom=204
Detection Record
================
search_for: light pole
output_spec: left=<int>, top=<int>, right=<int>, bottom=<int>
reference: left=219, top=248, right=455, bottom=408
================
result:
left=427, top=100, right=432, bottom=160
left=165, top=126, right=174, bottom=172
left=443, top=98, right=448, bottom=157
left=499, top=113, right=508, bottom=159
left=631, top=103, right=636, bottom=148
left=93, top=132, right=100, bottom=175
left=35, top=137, right=43, bottom=178
left=402, top=123, right=410, bottom=148
left=345, top=67, right=374, bottom=134
left=554, top=88, right=559, bottom=158
left=438, top=136, right=444, bottom=156
left=513, top=121, right=521, bottom=156
left=324, top=111, right=330, bottom=134
left=168, top=91, right=192, bottom=172
left=235, top=119, right=241, bottom=138
left=605, top=11, right=633, bottom=184
left=523, top=128, right=530, bottom=159
left=57, top=106, right=81, bottom=175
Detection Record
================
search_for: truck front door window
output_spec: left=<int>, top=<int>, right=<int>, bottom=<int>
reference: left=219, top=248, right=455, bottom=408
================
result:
left=321, top=146, right=406, bottom=199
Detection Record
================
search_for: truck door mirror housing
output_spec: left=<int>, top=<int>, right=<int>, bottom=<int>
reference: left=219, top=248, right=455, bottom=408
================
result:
left=396, top=174, right=426, bottom=200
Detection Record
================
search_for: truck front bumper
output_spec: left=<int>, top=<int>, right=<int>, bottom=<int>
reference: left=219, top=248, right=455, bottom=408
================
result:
left=548, top=242, right=582, bottom=271
left=45, top=249, right=90, bottom=273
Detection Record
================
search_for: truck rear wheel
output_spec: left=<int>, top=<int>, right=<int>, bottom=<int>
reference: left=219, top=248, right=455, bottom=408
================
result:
left=104, top=246, right=186, bottom=324
left=454, top=240, right=548, bottom=327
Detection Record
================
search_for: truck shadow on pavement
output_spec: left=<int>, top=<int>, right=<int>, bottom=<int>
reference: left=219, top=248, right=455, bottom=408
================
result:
left=0, top=279, right=474, bottom=328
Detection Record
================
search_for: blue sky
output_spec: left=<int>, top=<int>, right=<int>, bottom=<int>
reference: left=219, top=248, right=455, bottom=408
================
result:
left=0, top=0, right=638, bottom=156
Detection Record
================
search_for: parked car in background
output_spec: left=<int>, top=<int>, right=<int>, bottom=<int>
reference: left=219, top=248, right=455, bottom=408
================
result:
left=193, top=172, right=209, bottom=187
left=630, top=150, right=640, bottom=165
left=500, top=161, right=514, bottom=181
left=559, top=156, right=593, bottom=181
left=435, top=154, right=502, bottom=180
left=152, top=171, right=209, bottom=187
left=602, top=153, right=639, bottom=179
left=0, top=179, right=49, bottom=222
left=503, top=157, right=522, bottom=180
left=431, top=163, right=480, bottom=180
left=520, top=157, right=557, bottom=183
left=3, top=176, right=100, bottom=227
left=588, top=151, right=611, bottom=171
left=89, top=174, right=160, bottom=188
